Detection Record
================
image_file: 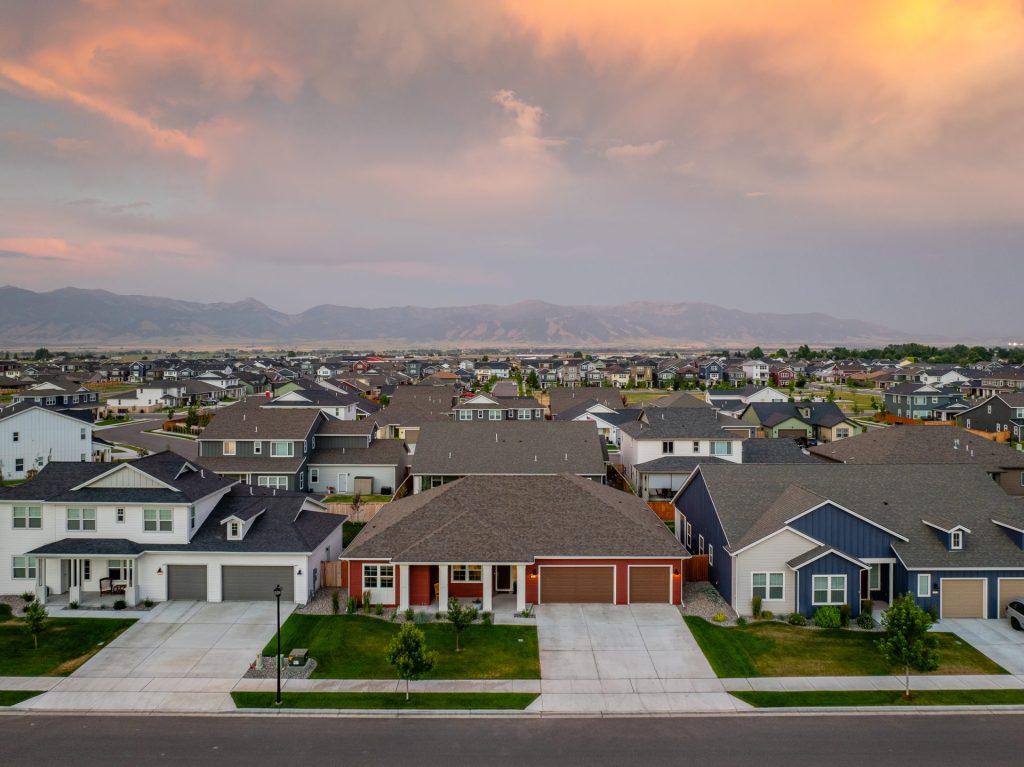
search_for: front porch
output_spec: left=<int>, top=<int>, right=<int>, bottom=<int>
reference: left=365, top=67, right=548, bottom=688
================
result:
left=397, top=563, right=530, bottom=616
left=29, top=551, right=143, bottom=608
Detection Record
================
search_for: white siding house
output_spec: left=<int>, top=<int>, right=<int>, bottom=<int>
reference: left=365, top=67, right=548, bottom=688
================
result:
left=0, top=405, right=99, bottom=480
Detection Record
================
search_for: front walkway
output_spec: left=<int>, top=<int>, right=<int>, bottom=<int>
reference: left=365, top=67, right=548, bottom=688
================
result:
left=17, top=599, right=293, bottom=713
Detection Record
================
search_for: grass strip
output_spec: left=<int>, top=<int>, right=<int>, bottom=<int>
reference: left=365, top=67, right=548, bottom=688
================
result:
left=232, top=691, right=538, bottom=710
left=0, top=690, right=44, bottom=706
left=734, top=689, right=1024, bottom=708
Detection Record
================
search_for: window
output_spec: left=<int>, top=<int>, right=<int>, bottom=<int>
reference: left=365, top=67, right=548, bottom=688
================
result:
left=1016, top=408, right=1024, bottom=420
left=223, top=440, right=237, bottom=456
left=270, top=441, right=294, bottom=457
left=535, top=410, right=544, bottom=419
left=107, top=560, right=124, bottom=581
left=12, top=556, right=37, bottom=579
left=710, top=441, right=733, bottom=456
left=685, top=522, right=692, bottom=548
left=488, top=409, right=501, bottom=421
left=257, top=475, right=288, bottom=490
left=229, top=522, right=240, bottom=538
left=917, top=573, right=931, bottom=598
left=363, top=564, right=394, bottom=589
left=15, top=458, right=24, bottom=473
left=708, top=545, right=713, bottom=566
left=451, top=565, right=482, bottom=582
left=66, top=508, right=96, bottom=531
left=869, top=563, right=881, bottom=591
left=965, top=418, right=971, bottom=429
left=143, top=508, right=173, bottom=532
left=476, top=410, right=485, bottom=420
left=662, top=441, right=674, bottom=454
left=310, top=468, right=319, bottom=484
left=987, top=404, right=992, bottom=414
left=518, top=409, right=531, bottom=420
left=80, top=426, right=87, bottom=440
left=12, top=431, right=18, bottom=443
left=458, top=409, right=473, bottom=421
left=836, top=428, right=850, bottom=439
left=115, top=508, right=125, bottom=523
left=951, top=531, right=963, bottom=550
left=698, top=534, right=705, bottom=554
left=190, top=508, right=196, bottom=530
left=83, top=560, right=91, bottom=580
left=812, top=575, right=846, bottom=605
left=752, top=572, right=784, bottom=601
left=299, top=472, right=304, bottom=490
left=254, top=442, right=262, bottom=454
left=692, top=441, right=700, bottom=454
left=13, top=506, right=41, bottom=529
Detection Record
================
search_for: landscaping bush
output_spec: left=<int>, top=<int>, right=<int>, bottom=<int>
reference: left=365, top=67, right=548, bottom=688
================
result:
left=760, top=610, right=773, bottom=620
left=374, top=603, right=384, bottom=616
left=68, top=601, right=79, bottom=610
left=927, top=605, right=940, bottom=623
left=413, top=611, right=431, bottom=625
left=861, top=599, right=874, bottom=616
left=362, top=591, right=371, bottom=612
left=346, top=597, right=357, bottom=614
left=736, top=616, right=747, bottom=627
left=481, top=611, right=493, bottom=626
left=21, top=591, right=36, bottom=603
left=330, top=591, right=340, bottom=615
left=857, top=612, right=876, bottom=630
left=389, top=609, right=398, bottom=622
left=143, top=598, right=154, bottom=608
left=787, top=612, right=807, bottom=626
left=839, top=603, right=851, bottom=628
left=751, top=595, right=762, bottom=619
left=404, top=607, right=415, bottom=622
left=711, top=612, right=728, bottom=622
left=814, top=606, right=841, bottom=629
left=113, top=599, right=127, bottom=611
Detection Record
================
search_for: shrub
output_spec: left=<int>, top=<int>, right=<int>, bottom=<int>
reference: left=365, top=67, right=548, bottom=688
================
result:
left=404, top=607, right=415, bottom=622
left=346, top=597, right=357, bottom=614
left=466, top=607, right=479, bottom=623
left=68, top=601, right=79, bottom=610
left=927, top=605, right=940, bottom=623
left=113, top=599, right=127, bottom=611
left=362, top=591, right=371, bottom=612
left=374, top=603, right=384, bottom=616
left=20, top=591, right=35, bottom=603
left=330, top=591, right=340, bottom=615
left=711, top=612, right=728, bottom=622
left=814, top=605, right=841, bottom=629
left=857, top=612, right=876, bottom=630
left=389, top=609, right=398, bottom=622
left=787, top=612, right=807, bottom=626
left=143, top=598, right=154, bottom=608
left=413, top=611, right=431, bottom=625
left=751, top=595, right=762, bottom=619
left=839, top=603, right=851, bottom=628
left=760, top=610, right=773, bottom=620
left=481, top=611, right=493, bottom=626
left=735, top=616, right=747, bottom=627
left=861, top=599, right=874, bottom=616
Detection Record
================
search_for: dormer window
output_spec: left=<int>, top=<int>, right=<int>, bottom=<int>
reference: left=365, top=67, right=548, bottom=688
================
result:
left=951, top=530, right=963, bottom=550
left=229, top=522, right=240, bottom=539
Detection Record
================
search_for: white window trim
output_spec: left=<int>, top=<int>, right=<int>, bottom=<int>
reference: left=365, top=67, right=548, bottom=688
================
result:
left=698, top=534, right=705, bottom=554
left=751, top=571, right=785, bottom=601
left=223, top=440, right=237, bottom=456
left=812, top=574, right=847, bottom=606
left=254, top=442, right=262, bottom=455
left=363, top=564, right=395, bottom=589
left=950, top=531, right=963, bottom=550
left=708, top=545, right=713, bottom=566
left=917, top=573, right=931, bottom=598
left=451, top=564, right=482, bottom=583
left=685, top=522, right=692, bottom=548
left=310, top=468, right=319, bottom=484
left=488, top=409, right=502, bottom=421
left=143, top=508, right=173, bottom=533
left=115, top=507, right=125, bottom=524
left=270, top=441, right=294, bottom=458
left=869, top=563, right=881, bottom=591
left=458, top=409, right=473, bottom=421
left=12, top=506, right=42, bottom=529
left=257, top=475, right=289, bottom=490
left=66, top=507, right=97, bottom=532
left=12, top=555, right=38, bottom=580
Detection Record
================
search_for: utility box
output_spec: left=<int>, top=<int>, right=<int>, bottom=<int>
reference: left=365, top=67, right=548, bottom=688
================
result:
left=289, top=649, right=309, bottom=667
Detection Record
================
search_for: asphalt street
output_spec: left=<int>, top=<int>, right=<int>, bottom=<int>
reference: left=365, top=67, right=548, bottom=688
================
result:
left=0, top=713, right=1020, bottom=766
left=97, top=415, right=198, bottom=459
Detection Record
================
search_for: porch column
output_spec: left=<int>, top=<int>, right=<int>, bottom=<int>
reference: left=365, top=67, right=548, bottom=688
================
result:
left=438, top=565, right=449, bottom=607
left=125, top=559, right=138, bottom=607
left=516, top=565, right=526, bottom=612
left=398, top=565, right=410, bottom=611
left=69, top=558, right=82, bottom=604
left=35, top=559, right=47, bottom=605
left=482, top=565, right=493, bottom=612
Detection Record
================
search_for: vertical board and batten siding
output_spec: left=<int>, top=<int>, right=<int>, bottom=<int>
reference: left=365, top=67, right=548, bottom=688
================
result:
left=795, top=552, right=864, bottom=617
left=198, top=439, right=304, bottom=459
left=787, top=503, right=897, bottom=559
left=316, top=435, right=372, bottom=450
left=734, top=530, right=818, bottom=617
left=674, top=472, right=732, bottom=602
left=901, top=566, right=1024, bottom=619
left=87, top=467, right=165, bottom=489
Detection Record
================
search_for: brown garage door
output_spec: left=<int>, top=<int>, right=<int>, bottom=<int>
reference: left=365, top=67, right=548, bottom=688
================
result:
left=941, top=579, right=985, bottom=618
left=998, top=578, right=1024, bottom=616
left=778, top=429, right=807, bottom=438
left=629, top=566, right=670, bottom=603
left=540, top=566, right=614, bottom=603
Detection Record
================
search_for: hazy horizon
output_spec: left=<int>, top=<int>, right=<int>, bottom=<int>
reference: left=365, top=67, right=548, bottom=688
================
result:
left=3, top=2, right=1023, bottom=337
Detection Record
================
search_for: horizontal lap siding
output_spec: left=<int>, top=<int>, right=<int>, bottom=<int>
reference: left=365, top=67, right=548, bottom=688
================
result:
left=675, top=473, right=732, bottom=603
left=789, top=503, right=897, bottom=559
left=735, top=530, right=817, bottom=616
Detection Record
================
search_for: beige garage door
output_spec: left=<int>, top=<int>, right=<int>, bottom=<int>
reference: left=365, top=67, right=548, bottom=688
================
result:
left=941, top=579, right=985, bottom=618
left=629, top=566, right=670, bottom=604
left=540, top=566, right=614, bottom=603
left=998, top=578, right=1024, bottom=616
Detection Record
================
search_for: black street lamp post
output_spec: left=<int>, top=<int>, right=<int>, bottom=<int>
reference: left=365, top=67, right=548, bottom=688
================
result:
left=274, top=583, right=282, bottom=705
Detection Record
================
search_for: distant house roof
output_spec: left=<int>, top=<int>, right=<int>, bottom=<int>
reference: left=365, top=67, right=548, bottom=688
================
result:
left=548, top=387, right=623, bottom=416
left=309, top=439, right=407, bottom=467
left=620, top=407, right=750, bottom=440
left=199, top=400, right=321, bottom=441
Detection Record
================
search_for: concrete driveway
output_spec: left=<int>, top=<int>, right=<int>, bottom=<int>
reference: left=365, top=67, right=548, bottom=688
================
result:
left=21, top=600, right=293, bottom=712
left=533, top=604, right=744, bottom=713
left=938, top=618, right=1024, bottom=674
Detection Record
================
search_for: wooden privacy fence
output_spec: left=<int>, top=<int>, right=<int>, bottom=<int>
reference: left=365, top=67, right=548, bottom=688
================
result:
left=684, top=555, right=709, bottom=582
left=323, top=502, right=386, bottom=521
left=321, top=560, right=346, bottom=589
left=647, top=501, right=676, bottom=521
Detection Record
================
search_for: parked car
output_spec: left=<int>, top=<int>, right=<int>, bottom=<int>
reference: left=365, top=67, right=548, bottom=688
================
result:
left=794, top=436, right=818, bottom=448
left=200, top=398, right=217, bottom=406
left=1007, top=599, right=1024, bottom=631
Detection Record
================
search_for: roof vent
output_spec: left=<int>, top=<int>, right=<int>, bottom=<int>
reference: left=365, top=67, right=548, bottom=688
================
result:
left=534, top=455, right=538, bottom=462
left=200, top=469, right=204, bottom=478
left=249, top=485, right=253, bottom=495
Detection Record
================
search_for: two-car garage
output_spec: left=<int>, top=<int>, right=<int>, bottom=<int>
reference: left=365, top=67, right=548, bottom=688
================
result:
left=537, top=564, right=674, bottom=605
left=166, top=564, right=294, bottom=602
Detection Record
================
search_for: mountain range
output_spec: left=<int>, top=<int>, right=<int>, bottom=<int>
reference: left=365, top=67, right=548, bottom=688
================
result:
left=0, top=286, right=911, bottom=348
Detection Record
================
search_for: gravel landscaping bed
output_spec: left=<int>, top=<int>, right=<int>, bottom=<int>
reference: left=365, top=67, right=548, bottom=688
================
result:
left=295, top=588, right=347, bottom=615
left=243, top=655, right=318, bottom=680
left=681, top=581, right=738, bottom=623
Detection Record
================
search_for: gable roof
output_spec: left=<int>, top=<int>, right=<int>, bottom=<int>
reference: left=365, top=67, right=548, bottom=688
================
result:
left=343, top=474, right=685, bottom=563
left=620, top=407, right=749, bottom=440
left=199, top=399, right=321, bottom=440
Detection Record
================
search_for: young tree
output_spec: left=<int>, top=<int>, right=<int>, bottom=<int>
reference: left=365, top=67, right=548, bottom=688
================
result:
left=386, top=623, right=437, bottom=701
left=876, top=592, right=938, bottom=698
left=826, top=387, right=837, bottom=402
left=748, top=346, right=765, bottom=359
left=446, top=596, right=475, bottom=651
left=775, top=348, right=788, bottom=359
left=23, top=600, right=47, bottom=649
left=526, top=370, right=540, bottom=391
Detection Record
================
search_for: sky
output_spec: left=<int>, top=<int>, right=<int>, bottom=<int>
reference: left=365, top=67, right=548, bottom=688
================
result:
left=1, top=1, right=1023, bottom=339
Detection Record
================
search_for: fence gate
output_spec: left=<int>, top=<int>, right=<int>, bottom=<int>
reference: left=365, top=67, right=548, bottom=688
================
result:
left=321, top=560, right=346, bottom=589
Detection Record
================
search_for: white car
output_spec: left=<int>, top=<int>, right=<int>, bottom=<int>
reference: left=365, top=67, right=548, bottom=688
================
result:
left=1006, top=599, right=1024, bottom=631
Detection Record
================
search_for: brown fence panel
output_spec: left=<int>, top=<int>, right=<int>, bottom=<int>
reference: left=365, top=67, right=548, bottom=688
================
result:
left=684, top=555, right=709, bottom=582
left=321, top=560, right=346, bottom=589
left=647, top=501, right=676, bottom=521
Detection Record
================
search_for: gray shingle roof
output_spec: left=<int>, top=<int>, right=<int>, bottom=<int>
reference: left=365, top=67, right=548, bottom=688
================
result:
left=741, top=439, right=820, bottom=464
left=309, top=439, right=407, bottom=466
left=412, top=421, right=607, bottom=477
left=343, top=474, right=685, bottom=563
left=199, top=400, right=321, bottom=440
left=620, top=407, right=749, bottom=440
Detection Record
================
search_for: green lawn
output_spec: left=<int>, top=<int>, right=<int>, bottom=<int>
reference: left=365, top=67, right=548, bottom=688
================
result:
left=0, top=603, right=136, bottom=676
left=231, top=691, right=537, bottom=710
left=734, top=689, right=1024, bottom=708
left=342, top=521, right=366, bottom=547
left=262, top=614, right=540, bottom=680
left=0, top=690, right=44, bottom=706
left=324, top=494, right=391, bottom=504
left=685, top=617, right=1007, bottom=677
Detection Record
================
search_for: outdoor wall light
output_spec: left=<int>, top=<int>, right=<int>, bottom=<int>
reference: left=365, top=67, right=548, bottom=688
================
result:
left=156, top=567, right=164, bottom=575
left=529, top=568, right=537, bottom=578
left=297, top=569, right=303, bottom=576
